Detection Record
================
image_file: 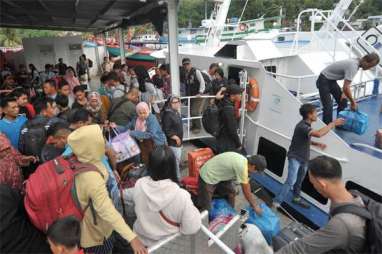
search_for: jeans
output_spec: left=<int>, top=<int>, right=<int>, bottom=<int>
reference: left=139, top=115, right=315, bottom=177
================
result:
left=274, top=158, right=307, bottom=204
left=317, top=74, right=348, bottom=124
left=170, top=146, right=182, bottom=181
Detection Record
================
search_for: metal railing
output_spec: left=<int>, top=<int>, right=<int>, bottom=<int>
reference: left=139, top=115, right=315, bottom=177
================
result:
left=148, top=211, right=240, bottom=254
left=265, top=71, right=381, bottom=103
left=292, top=8, right=382, bottom=70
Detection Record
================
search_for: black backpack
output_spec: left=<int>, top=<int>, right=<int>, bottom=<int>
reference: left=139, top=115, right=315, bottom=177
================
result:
left=19, top=117, right=50, bottom=159
left=201, top=71, right=213, bottom=94
left=331, top=190, right=382, bottom=254
left=202, top=103, right=221, bottom=137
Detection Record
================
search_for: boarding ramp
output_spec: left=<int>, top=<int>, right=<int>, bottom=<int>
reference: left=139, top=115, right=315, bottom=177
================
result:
left=148, top=211, right=241, bottom=254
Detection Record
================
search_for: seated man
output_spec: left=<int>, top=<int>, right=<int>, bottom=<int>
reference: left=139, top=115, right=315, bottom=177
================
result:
left=197, top=152, right=267, bottom=215
left=277, top=156, right=367, bottom=254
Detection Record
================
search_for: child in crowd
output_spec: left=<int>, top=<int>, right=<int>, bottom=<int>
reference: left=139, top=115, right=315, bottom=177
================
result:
left=47, top=216, right=83, bottom=254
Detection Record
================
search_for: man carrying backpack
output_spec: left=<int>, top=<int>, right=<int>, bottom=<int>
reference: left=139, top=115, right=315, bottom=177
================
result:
left=277, top=156, right=381, bottom=254
left=19, top=98, right=63, bottom=177
left=217, top=85, right=243, bottom=154
left=180, top=58, right=205, bottom=133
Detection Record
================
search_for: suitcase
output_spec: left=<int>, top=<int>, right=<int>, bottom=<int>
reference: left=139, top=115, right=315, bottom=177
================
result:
left=338, top=110, right=368, bottom=135
left=180, top=176, right=199, bottom=195
left=272, top=221, right=314, bottom=251
left=375, top=129, right=382, bottom=149
left=187, top=148, right=214, bottom=177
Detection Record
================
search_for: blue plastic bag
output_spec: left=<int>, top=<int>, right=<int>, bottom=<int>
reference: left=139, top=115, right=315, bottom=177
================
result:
left=338, top=110, right=368, bottom=135
left=246, top=203, right=280, bottom=244
left=209, top=199, right=237, bottom=221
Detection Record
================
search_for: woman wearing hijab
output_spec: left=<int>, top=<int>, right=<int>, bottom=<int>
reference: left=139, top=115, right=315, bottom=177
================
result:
left=121, top=102, right=166, bottom=165
left=64, top=66, right=80, bottom=92
left=86, top=91, right=107, bottom=124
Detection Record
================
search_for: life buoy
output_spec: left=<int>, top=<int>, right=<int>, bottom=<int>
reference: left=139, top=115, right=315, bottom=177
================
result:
left=239, top=23, right=248, bottom=32
left=246, top=79, right=259, bottom=112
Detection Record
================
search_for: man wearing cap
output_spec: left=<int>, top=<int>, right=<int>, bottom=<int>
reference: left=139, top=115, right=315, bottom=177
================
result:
left=217, top=84, right=244, bottom=153
left=197, top=152, right=267, bottom=215
left=180, top=58, right=206, bottom=133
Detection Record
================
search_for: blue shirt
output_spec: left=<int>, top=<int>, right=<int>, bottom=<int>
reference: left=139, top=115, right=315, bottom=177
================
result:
left=0, top=115, right=28, bottom=148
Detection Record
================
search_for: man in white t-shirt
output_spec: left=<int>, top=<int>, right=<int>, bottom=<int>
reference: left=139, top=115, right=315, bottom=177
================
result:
left=317, top=53, right=379, bottom=124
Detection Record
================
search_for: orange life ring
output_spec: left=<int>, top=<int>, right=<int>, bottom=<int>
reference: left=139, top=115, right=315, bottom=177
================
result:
left=246, top=79, right=259, bottom=112
left=239, top=23, right=248, bottom=32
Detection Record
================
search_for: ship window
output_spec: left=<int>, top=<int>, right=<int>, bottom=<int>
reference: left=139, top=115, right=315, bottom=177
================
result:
left=257, top=137, right=286, bottom=177
left=214, top=44, right=237, bottom=58
left=301, top=175, right=328, bottom=205
left=277, top=36, right=286, bottom=42
left=346, top=181, right=382, bottom=202
left=265, top=65, right=276, bottom=73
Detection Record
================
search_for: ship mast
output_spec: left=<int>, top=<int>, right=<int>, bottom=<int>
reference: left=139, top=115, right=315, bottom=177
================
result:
left=205, top=0, right=232, bottom=47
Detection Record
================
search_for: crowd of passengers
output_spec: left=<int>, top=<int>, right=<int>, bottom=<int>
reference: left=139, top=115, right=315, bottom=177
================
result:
left=0, top=54, right=376, bottom=254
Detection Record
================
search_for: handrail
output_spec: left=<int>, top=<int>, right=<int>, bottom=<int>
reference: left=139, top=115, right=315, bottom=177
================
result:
left=245, top=115, right=349, bottom=163
left=351, top=143, right=382, bottom=154
left=265, top=71, right=317, bottom=79
left=200, top=225, right=235, bottom=254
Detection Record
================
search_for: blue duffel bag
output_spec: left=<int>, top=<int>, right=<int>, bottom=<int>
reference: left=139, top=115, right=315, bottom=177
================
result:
left=338, top=110, right=368, bottom=135
left=246, top=203, right=281, bottom=244
left=209, top=199, right=237, bottom=221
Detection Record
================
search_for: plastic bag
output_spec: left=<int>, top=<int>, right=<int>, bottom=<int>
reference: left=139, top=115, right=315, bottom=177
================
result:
left=208, top=215, right=233, bottom=234
left=246, top=203, right=280, bottom=244
left=108, top=128, right=141, bottom=162
left=338, top=110, right=368, bottom=135
left=209, top=198, right=237, bottom=221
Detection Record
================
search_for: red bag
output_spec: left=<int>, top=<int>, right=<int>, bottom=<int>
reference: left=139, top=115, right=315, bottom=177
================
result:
left=181, top=176, right=199, bottom=195
left=24, top=156, right=102, bottom=232
left=187, top=148, right=214, bottom=177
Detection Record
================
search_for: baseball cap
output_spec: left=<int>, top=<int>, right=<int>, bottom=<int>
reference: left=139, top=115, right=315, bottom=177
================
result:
left=247, top=155, right=267, bottom=172
left=226, top=84, right=244, bottom=95
left=182, top=58, right=191, bottom=65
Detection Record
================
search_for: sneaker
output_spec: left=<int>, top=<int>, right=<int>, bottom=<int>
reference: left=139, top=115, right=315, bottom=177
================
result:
left=292, top=197, right=311, bottom=209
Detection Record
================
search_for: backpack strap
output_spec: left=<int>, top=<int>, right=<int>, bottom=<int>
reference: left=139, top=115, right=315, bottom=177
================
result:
left=108, top=98, right=129, bottom=119
left=62, top=156, right=105, bottom=225
left=159, top=210, right=180, bottom=228
left=331, top=204, right=372, bottom=220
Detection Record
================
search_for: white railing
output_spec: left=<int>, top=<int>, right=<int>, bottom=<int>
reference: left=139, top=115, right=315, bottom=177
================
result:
left=292, top=8, right=382, bottom=70
left=351, top=143, right=382, bottom=154
left=245, top=115, right=349, bottom=163
left=265, top=71, right=318, bottom=99
left=265, top=71, right=381, bottom=103
left=148, top=211, right=240, bottom=254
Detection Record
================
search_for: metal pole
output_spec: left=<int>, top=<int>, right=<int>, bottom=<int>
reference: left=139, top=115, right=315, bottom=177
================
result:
left=119, top=27, right=125, bottom=64
left=239, top=70, right=247, bottom=144
left=297, top=77, right=301, bottom=99
left=167, top=0, right=180, bottom=96
left=94, top=33, right=102, bottom=75
left=200, top=225, right=235, bottom=254
left=103, top=32, right=108, bottom=58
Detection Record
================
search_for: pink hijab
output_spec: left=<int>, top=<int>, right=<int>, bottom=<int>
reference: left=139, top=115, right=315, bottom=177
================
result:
left=135, top=102, right=150, bottom=132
